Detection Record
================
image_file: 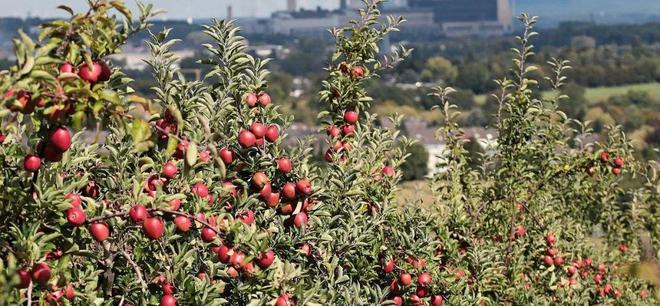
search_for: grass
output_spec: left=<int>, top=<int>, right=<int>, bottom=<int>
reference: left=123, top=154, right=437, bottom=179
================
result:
left=475, top=82, right=660, bottom=105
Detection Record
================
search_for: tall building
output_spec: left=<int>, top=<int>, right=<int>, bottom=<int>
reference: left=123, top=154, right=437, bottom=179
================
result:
left=287, top=0, right=297, bottom=12
left=407, top=0, right=512, bottom=36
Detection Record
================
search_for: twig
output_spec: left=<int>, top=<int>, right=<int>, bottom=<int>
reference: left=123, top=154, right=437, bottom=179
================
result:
left=120, top=250, right=147, bottom=292
left=26, top=281, right=32, bottom=306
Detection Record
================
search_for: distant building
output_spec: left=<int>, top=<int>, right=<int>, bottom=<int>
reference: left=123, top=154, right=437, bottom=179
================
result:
left=407, top=0, right=513, bottom=36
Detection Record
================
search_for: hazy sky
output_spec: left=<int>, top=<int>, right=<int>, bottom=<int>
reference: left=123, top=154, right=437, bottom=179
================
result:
left=1, top=0, right=658, bottom=20
left=0, top=0, right=338, bottom=19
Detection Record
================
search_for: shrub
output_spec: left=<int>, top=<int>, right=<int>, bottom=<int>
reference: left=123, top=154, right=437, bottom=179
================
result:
left=0, top=1, right=656, bottom=305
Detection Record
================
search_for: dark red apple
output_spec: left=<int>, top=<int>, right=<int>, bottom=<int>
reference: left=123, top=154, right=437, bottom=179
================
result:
left=48, top=126, right=72, bottom=152
left=257, top=250, right=276, bottom=268
left=31, top=262, right=51, bottom=285
left=17, top=269, right=31, bottom=288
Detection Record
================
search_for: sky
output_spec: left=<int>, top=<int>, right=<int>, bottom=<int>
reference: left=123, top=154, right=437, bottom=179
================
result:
left=0, top=0, right=658, bottom=20
left=0, top=0, right=338, bottom=19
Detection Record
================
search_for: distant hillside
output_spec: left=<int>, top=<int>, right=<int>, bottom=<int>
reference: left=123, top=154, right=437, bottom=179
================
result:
left=514, top=0, right=660, bottom=26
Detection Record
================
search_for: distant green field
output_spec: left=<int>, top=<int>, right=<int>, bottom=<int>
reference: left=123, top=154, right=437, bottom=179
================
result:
left=475, top=82, right=660, bottom=105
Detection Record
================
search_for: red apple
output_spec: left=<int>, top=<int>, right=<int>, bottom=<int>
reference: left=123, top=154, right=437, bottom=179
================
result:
left=281, top=182, right=297, bottom=200
left=342, top=124, right=355, bottom=136
left=97, top=61, right=111, bottom=82
left=129, top=204, right=148, bottom=223
left=514, top=225, right=526, bottom=238
left=265, top=125, right=279, bottom=142
left=192, top=182, right=209, bottom=198
left=277, top=157, right=293, bottom=173
left=295, top=179, right=312, bottom=195
left=23, top=154, right=42, bottom=172
left=219, top=148, right=233, bottom=165
left=245, top=93, right=258, bottom=107
left=59, top=62, right=75, bottom=74
left=31, top=262, right=51, bottom=285
left=264, top=192, right=280, bottom=208
left=0, top=132, right=6, bottom=144
left=160, top=295, right=176, bottom=306
left=230, top=250, right=246, bottom=268
left=238, top=130, right=256, bottom=148
left=611, top=167, right=621, bottom=175
left=42, top=145, right=63, bottom=162
left=553, top=256, right=564, bottom=266
left=417, top=272, right=431, bottom=287
left=217, top=245, right=231, bottom=263
left=257, top=250, right=276, bottom=268
left=350, top=65, right=365, bottom=78
left=545, top=233, right=556, bottom=245
left=250, top=122, right=267, bottom=138
left=78, top=62, right=102, bottom=83
left=174, top=216, right=192, bottom=232
left=599, top=151, right=610, bottom=162
left=543, top=255, right=554, bottom=266
left=66, top=207, right=86, bottom=226
left=392, top=296, right=403, bottom=306
left=344, top=110, right=358, bottom=124
left=200, top=227, right=216, bottom=242
left=169, top=199, right=181, bottom=210
left=161, top=162, right=178, bottom=179
left=293, top=212, right=308, bottom=228
left=431, top=295, right=443, bottom=306
left=237, top=210, right=255, bottom=225
left=162, top=282, right=175, bottom=295
left=89, top=223, right=110, bottom=241
left=64, top=283, right=75, bottom=299
left=547, top=248, right=558, bottom=256
left=17, top=269, right=31, bottom=288
left=275, top=294, right=295, bottom=306
left=66, top=193, right=82, bottom=208
left=382, top=166, right=395, bottom=177
left=383, top=259, right=396, bottom=273
left=143, top=217, right=165, bottom=240
left=48, top=126, right=72, bottom=152
left=252, top=172, right=269, bottom=189
left=257, top=92, right=271, bottom=106
left=327, top=125, right=341, bottom=138
left=399, top=272, right=412, bottom=286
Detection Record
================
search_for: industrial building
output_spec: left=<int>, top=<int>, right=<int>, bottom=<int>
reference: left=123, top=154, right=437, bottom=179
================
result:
left=239, top=0, right=512, bottom=37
